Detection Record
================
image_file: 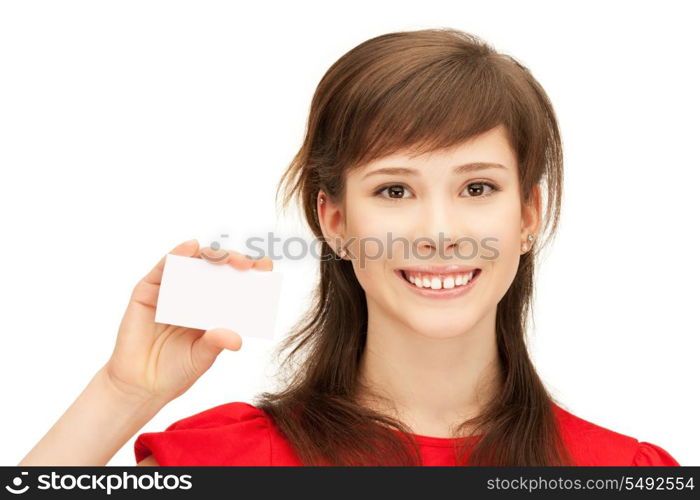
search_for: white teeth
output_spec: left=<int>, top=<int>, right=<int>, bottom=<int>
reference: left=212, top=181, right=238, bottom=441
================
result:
left=403, top=270, right=477, bottom=289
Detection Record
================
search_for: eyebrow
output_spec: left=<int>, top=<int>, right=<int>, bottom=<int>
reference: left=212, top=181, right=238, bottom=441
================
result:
left=361, top=162, right=507, bottom=180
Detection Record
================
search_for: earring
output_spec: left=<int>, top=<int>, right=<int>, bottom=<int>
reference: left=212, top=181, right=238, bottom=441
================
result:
left=521, top=234, right=535, bottom=253
left=315, top=196, right=325, bottom=220
left=337, top=246, right=347, bottom=259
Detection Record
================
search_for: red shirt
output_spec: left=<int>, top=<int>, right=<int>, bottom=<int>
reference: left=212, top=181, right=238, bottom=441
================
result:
left=134, top=401, right=680, bottom=466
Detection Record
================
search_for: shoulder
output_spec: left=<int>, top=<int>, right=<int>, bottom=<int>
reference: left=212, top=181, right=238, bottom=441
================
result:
left=552, top=403, right=680, bottom=466
left=134, top=401, right=274, bottom=466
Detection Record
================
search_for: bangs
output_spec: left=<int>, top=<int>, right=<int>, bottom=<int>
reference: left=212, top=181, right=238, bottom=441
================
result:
left=317, top=38, right=520, bottom=174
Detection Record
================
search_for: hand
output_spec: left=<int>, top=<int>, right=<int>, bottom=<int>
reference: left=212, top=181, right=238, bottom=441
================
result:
left=102, top=239, right=273, bottom=405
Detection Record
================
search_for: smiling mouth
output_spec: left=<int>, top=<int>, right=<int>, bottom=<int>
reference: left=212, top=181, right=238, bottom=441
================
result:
left=397, top=268, right=482, bottom=290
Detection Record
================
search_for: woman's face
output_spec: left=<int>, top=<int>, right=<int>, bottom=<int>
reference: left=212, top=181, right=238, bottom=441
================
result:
left=318, top=124, right=540, bottom=339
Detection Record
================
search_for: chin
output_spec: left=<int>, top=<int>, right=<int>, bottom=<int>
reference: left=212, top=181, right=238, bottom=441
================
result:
left=404, top=316, right=474, bottom=340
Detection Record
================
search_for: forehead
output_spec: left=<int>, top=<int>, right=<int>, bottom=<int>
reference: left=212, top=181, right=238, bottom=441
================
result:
left=353, top=125, right=517, bottom=179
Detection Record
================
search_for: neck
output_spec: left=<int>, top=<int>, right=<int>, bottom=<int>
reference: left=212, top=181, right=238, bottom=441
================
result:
left=356, top=300, right=502, bottom=437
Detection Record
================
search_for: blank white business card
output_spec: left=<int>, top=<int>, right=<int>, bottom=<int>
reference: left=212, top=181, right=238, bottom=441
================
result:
left=155, top=253, right=284, bottom=340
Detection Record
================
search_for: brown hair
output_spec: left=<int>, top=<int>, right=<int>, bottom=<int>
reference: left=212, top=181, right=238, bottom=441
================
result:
left=254, top=27, right=574, bottom=466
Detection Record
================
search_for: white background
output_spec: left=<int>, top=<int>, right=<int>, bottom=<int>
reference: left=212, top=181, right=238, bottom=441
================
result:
left=1, top=0, right=697, bottom=466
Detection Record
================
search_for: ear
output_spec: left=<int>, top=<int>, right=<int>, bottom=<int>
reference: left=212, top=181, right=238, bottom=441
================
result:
left=316, top=190, right=348, bottom=260
left=521, top=184, right=542, bottom=251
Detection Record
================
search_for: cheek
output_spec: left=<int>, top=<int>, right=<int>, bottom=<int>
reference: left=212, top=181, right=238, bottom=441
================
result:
left=473, top=206, right=522, bottom=297
left=345, top=209, right=396, bottom=261
left=477, top=223, right=520, bottom=262
left=449, top=199, right=521, bottom=263
left=344, top=210, right=398, bottom=296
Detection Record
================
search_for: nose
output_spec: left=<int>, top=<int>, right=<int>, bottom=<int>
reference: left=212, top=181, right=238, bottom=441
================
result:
left=414, top=200, right=462, bottom=258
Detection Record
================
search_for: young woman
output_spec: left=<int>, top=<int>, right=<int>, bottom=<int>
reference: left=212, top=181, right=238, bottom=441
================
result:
left=19, top=28, right=680, bottom=467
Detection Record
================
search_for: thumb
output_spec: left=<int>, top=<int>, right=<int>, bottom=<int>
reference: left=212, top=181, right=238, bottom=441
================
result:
left=191, top=328, right=243, bottom=367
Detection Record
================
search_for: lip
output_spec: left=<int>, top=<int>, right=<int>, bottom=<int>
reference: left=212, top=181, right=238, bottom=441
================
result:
left=394, top=268, right=481, bottom=299
left=396, top=264, right=480, bottom=275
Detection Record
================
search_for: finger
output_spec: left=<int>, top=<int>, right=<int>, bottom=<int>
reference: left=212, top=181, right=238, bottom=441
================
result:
left=191, top=328, right=243, bottom=369
left=143, top=239, right=200, bottom=286
left=198, top=246, right=255, bottom=270
left=251, top=255, right=273, bottom=271
left=128, top=239, right=200, bottom=326
left=198, top=245, right=232, bottom=265
left=226, top=250, right=255, bottom=271
left=203, top=328, right=243, bottom=351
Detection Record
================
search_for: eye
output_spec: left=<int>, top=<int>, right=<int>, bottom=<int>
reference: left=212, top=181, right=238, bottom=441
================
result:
left=372, top=181, right=501, bottom=202
left=463, top=182, right=499, bottom=197
left=373, top=184, right=414, bottom=201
